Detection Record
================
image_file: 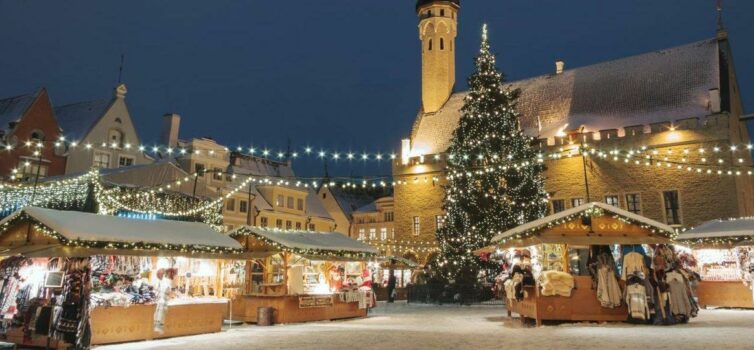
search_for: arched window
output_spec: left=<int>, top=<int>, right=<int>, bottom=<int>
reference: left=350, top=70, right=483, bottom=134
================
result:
left=108, top=128, right=124, bottom=148
left=428, top=39, right=432, bottom=51
left=440, top=38, right=444, bottom=50
left=29, top=129, right=45, bottom=142
left=114, top=117, right=122, bottom=124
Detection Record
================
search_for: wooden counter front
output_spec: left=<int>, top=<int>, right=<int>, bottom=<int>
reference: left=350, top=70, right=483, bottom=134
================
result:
left=508, top=275, right=627, bottom=326
left=91, top=304, right=156, bottom=345
left=90, top=301, right=226, bottom=345
left=696, top=281, right=753, bottom=309
left=231, top=295, right=367, bottom=324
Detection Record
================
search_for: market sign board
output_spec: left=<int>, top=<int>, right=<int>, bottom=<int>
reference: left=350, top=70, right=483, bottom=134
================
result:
left=298, top=295, right=333, bottom=308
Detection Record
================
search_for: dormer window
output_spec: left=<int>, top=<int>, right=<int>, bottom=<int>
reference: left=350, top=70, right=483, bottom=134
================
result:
left=114, top=117, right=122, bottom=124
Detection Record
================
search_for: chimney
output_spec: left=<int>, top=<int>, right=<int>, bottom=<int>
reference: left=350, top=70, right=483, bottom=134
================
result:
left=161, top=113, right=181, bottom=148
left=555, top=60, right=565, bottom=74
left=708, top=88, right=721, bottom=114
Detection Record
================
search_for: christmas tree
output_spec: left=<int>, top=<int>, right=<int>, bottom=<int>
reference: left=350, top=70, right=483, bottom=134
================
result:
left=434, top=24, right=549, bottom=298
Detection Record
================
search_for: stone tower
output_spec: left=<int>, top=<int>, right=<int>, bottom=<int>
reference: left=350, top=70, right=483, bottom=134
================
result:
left=417, top=0, right=459, bottom=114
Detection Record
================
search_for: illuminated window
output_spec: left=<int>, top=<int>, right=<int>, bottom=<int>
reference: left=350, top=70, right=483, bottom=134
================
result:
left=570, top=198, right=584, bottom=208
left=358, top=229, right=365, bottom=240
left=380, top=227, right=387, bottom=241
left=626, top=194, right=641, bottom=214
left=435, top=215, right=444, bottom=230
left=276, top=195, right=284, bottom=207
left=604, top=195, right=619, bottom=207
left=369, top=228, right=377, bottom=240
left=413, top=216, right=421, bottom=236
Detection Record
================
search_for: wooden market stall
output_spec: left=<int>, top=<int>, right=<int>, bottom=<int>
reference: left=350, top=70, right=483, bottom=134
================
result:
left=486, top=202, right=677, bottom=326
left=228, top=226, right=378, bottom=324
left=676, top=218, right=754, bottom=309
left=0, top=207, right=244, bottom=348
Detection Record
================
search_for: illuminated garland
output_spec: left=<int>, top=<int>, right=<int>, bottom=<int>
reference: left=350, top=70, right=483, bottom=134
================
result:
left=0, top=171, right=95, bottom=215
left=493, top=204, right=677, bottom=246
left=0, top=213, right=241, bottom=255
left=676, top=217, right=754, bottom=247
left=230, top=227, right=377, bottom=260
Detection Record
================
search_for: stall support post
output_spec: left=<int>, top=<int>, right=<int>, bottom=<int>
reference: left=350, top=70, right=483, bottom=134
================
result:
left=282, top=252, right=289, bottom=295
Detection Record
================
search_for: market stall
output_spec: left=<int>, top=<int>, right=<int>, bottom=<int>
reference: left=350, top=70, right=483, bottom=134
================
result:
left=228, top=226, right=378, bottom=324
left=372, top=256, right=418, bottom=301
left=676, top=218, right=754, bottom=308
left=0, top=206, right=244, bottom=348
left=485, top=202, right=694, bottom=326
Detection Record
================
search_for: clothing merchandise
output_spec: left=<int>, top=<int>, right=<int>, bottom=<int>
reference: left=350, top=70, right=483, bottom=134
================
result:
left=539, top=271, right=574, bottom=297
left=622, top=252, right=649, bottom=281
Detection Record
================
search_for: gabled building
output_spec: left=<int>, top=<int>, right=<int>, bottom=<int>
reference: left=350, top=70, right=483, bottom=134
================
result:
left=394, top=0, right=754, bottom=264
left=0, top=88, right=67, bottom=180
left=318, top=186, right=391, bottom=237
left=55, top=84, right=152, bottom=173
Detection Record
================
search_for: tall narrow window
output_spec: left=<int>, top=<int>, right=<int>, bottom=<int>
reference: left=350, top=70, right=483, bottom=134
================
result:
left=260, top=217, right=268, bottom=227
left=551, top=199, right=566, bottom=214
left=626, top=194, right=641, bottom=214
left=440, top=38, right=444, bottom=50
left=413, top=216, right=421, bottom=236
left=571, top=198, right=584, bottom=208
left=276, top=219, right=283, bottom=229
left=276, top=195, right=284, bottom=207
left=226, top=198, right=235, bottom=211
left=239, top=200, right=248, bottom=213
left=380, top=228, right=387, bottom=241
left=440, top=9, right=445, bottom=16
left=663, top=191, right=681, bottom=225
left=297, top=198, right=304, bottom=210
left=369, top=228, right=377, bottom=240
left=285, top=220, right=292, bottom=230
left=428, top=39, right=432, bottom=51
left=435, top=215, right=444, bottom=230
left=358, top=229, right=365, bottom=240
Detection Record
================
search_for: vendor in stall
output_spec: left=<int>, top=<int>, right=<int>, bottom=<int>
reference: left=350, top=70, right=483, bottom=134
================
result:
left=228, top=226, right=378, bottom=324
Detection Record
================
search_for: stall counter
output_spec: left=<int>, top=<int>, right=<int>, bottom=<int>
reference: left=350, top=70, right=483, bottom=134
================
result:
left=696, top=281, right=753, bottom=309
left=90, top=298, right=228, bottom=345
left=507, top=275, right=628, bottom=326
left=231, top=294, right=366, bottom=324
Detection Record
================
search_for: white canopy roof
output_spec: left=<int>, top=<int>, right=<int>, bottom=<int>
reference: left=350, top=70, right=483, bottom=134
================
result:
left=0, top=207, right=242, bottom=251
left=230, top=226, right=378, bottom=255
left=676, top=218, right=754, bottom=240
left=491, top=202, right=676, bottom=244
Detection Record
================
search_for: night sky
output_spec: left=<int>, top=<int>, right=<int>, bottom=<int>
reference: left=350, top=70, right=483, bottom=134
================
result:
left=1, top=0, right=752, bottom=177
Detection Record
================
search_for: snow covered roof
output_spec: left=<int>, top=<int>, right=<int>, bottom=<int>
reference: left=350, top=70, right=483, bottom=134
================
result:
left=305, top=189, right=332, bottom=220
left=0, top=90, right=40, bottom=133
left=491, top=202, right=676, bottom=246
left=230, top=226, right=378, bottom=256
left=411, top=39, right=720, bottom=155
left=230, top=153, right=296, bottom=178
left=354, top=201, right=378, bottom=213
left=0, top=207, right=242, bottom=251
left=328, top=187, right=385, bottom=218
left=676, top=218, right=754, bottom=246
left=54, top=98, right=113, bottom=141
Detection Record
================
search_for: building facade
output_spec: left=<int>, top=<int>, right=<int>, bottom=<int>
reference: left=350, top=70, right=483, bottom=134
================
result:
left=0, top=88, right=67, bottom=180
left=393, top=0, right=754, bottom=265
left=55, top=84, right=152, bottom=174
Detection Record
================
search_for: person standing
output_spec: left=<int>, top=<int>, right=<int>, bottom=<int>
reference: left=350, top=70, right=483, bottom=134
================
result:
left=387, top=269, right=397, bottom=303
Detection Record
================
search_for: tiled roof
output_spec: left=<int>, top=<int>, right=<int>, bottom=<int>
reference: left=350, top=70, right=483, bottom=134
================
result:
left=354, top=201, right=378, bottom=213
left=410, top=39, right=720, bottom=155
left=54, top=99, right=113, bottom=141
left=0, top=90, right=40, bottom=133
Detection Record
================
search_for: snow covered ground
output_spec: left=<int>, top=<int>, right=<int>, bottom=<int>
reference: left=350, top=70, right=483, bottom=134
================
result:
left=98, top=303, right=754, bottom=350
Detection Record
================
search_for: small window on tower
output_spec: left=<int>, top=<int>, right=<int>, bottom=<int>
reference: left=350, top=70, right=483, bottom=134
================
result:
left=428, top=39, right=432, bottom=51
left=440, top=38, right=444, bottom=50
left=440, top=9, right=445, bottom=16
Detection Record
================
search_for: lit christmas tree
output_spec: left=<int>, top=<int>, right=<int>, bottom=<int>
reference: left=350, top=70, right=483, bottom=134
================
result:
left=435, top=24, right=549, bottom=298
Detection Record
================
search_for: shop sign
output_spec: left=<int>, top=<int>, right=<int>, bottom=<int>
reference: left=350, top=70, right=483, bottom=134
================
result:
left=299, top=295, right=333, bottom=308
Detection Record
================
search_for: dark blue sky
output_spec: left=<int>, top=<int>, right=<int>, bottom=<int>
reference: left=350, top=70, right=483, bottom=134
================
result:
left=1, top=0, right=752, bottom=177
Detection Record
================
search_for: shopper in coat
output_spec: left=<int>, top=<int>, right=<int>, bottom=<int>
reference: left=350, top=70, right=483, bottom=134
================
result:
left=387, top=271, right=397, bottom=303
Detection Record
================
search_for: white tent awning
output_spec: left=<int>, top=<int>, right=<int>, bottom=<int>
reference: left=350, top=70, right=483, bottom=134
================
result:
left=230, top=226, right=378, bottom=255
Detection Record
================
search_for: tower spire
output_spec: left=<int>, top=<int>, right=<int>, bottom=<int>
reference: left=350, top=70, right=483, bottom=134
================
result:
left=716, top=0, right=727, bottom=40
